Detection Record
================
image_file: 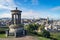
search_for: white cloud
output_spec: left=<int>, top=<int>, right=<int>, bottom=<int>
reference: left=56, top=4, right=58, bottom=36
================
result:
left=0, top=0, right=17, bottom=18
left=51, top=6, right=60, bottom=11
left=0, top=13, right=11, bottom=18
left=22, top=10, right=40, bottom=19
left=0, top=0, right=17, bottom=10
left=21, top=10, right=55, bottom=19
left=0, top=5, right=7, bottom=9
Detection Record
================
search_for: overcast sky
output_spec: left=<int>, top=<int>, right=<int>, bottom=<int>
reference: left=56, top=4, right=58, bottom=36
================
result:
left=0, top=0, right=60, bottom=19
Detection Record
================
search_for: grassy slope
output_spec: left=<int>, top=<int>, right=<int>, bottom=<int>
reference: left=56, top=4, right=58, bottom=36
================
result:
left=37, top=37, right=50, bottom=40
left=50, top=32, right=60, bottom=40
left=37, top=32, right=60, bottom=40
left=0, top=27, right=8, bottom=38
left=0, top=34, right=6, bottom=38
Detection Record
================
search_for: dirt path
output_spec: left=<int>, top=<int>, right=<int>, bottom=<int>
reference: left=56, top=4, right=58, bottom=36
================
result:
left=0, top=36, right=38, bottom=40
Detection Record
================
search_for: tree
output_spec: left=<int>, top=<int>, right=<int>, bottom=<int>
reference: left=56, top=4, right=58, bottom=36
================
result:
left=33, top=24, right=39, bottom=30
left=38, top=25, right=45, bottom=32
left=26, top=24, right=39, bottom=32
left=40, top=25, right=45, bottom=30
left=37, top=25, right=50, bottom=38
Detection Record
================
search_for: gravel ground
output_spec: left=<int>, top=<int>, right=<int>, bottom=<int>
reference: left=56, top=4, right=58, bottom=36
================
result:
left=0, top=36, right=37, bottom=40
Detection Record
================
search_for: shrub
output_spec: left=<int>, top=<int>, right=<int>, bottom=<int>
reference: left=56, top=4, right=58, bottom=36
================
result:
left=0, top=31, right=5, bottom=34
left=42, top=30, right=50, bottom=38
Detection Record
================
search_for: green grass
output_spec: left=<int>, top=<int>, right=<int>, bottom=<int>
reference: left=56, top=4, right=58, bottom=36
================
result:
left=37, top=37, right=51, bottom=40
left=0, top=27, right=8, bottom=38
left=50, top=32, right=60, bottom=40
left=28, top=32, right=51, bottom=40
left=0, top=34, right=6, bottom=38
left=30, top=32, right=60, bottom=40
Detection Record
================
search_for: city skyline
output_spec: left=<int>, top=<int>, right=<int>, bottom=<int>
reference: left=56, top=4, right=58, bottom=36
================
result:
left=0, top=0, right=60, bottom=19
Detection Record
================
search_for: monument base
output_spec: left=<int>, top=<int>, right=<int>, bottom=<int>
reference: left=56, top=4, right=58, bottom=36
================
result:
left=9, top=28, right=24, bottom=37
left=6, top=24, right=26, bottom=37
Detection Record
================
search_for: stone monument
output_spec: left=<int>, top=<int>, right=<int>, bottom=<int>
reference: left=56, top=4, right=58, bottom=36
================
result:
left=6, top=7, right=25, bottom=37
left=11, top=7, right=21, bottom=24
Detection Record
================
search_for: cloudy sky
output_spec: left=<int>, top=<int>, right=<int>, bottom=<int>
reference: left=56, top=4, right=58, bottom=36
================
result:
left=0, top=0, right=60, bottom=19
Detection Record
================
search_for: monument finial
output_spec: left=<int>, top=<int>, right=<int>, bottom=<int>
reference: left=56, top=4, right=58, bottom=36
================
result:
left=16, top=7, right=17, bottom=10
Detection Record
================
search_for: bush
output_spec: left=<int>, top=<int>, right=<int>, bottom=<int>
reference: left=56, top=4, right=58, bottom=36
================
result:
left=41, top=30, right=50, bottom=38
left=0, top=31, right=5, bottom=34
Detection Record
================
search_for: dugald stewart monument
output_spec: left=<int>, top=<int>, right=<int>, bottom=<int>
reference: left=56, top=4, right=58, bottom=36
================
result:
left=6, top=7, right=25, bottom=37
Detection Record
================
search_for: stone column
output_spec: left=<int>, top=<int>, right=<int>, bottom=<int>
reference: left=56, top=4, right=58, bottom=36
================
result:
left=12, top=14, right=14, bottom=24
left=15, top=15, right=18, bottom=24
left=15, top=15, right=17, bottom=24
left=18, top=14, right=21, bottom=24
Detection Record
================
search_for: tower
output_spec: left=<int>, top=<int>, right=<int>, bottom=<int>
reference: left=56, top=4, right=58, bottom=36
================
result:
left=11, top=7, right=22, bottom=24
